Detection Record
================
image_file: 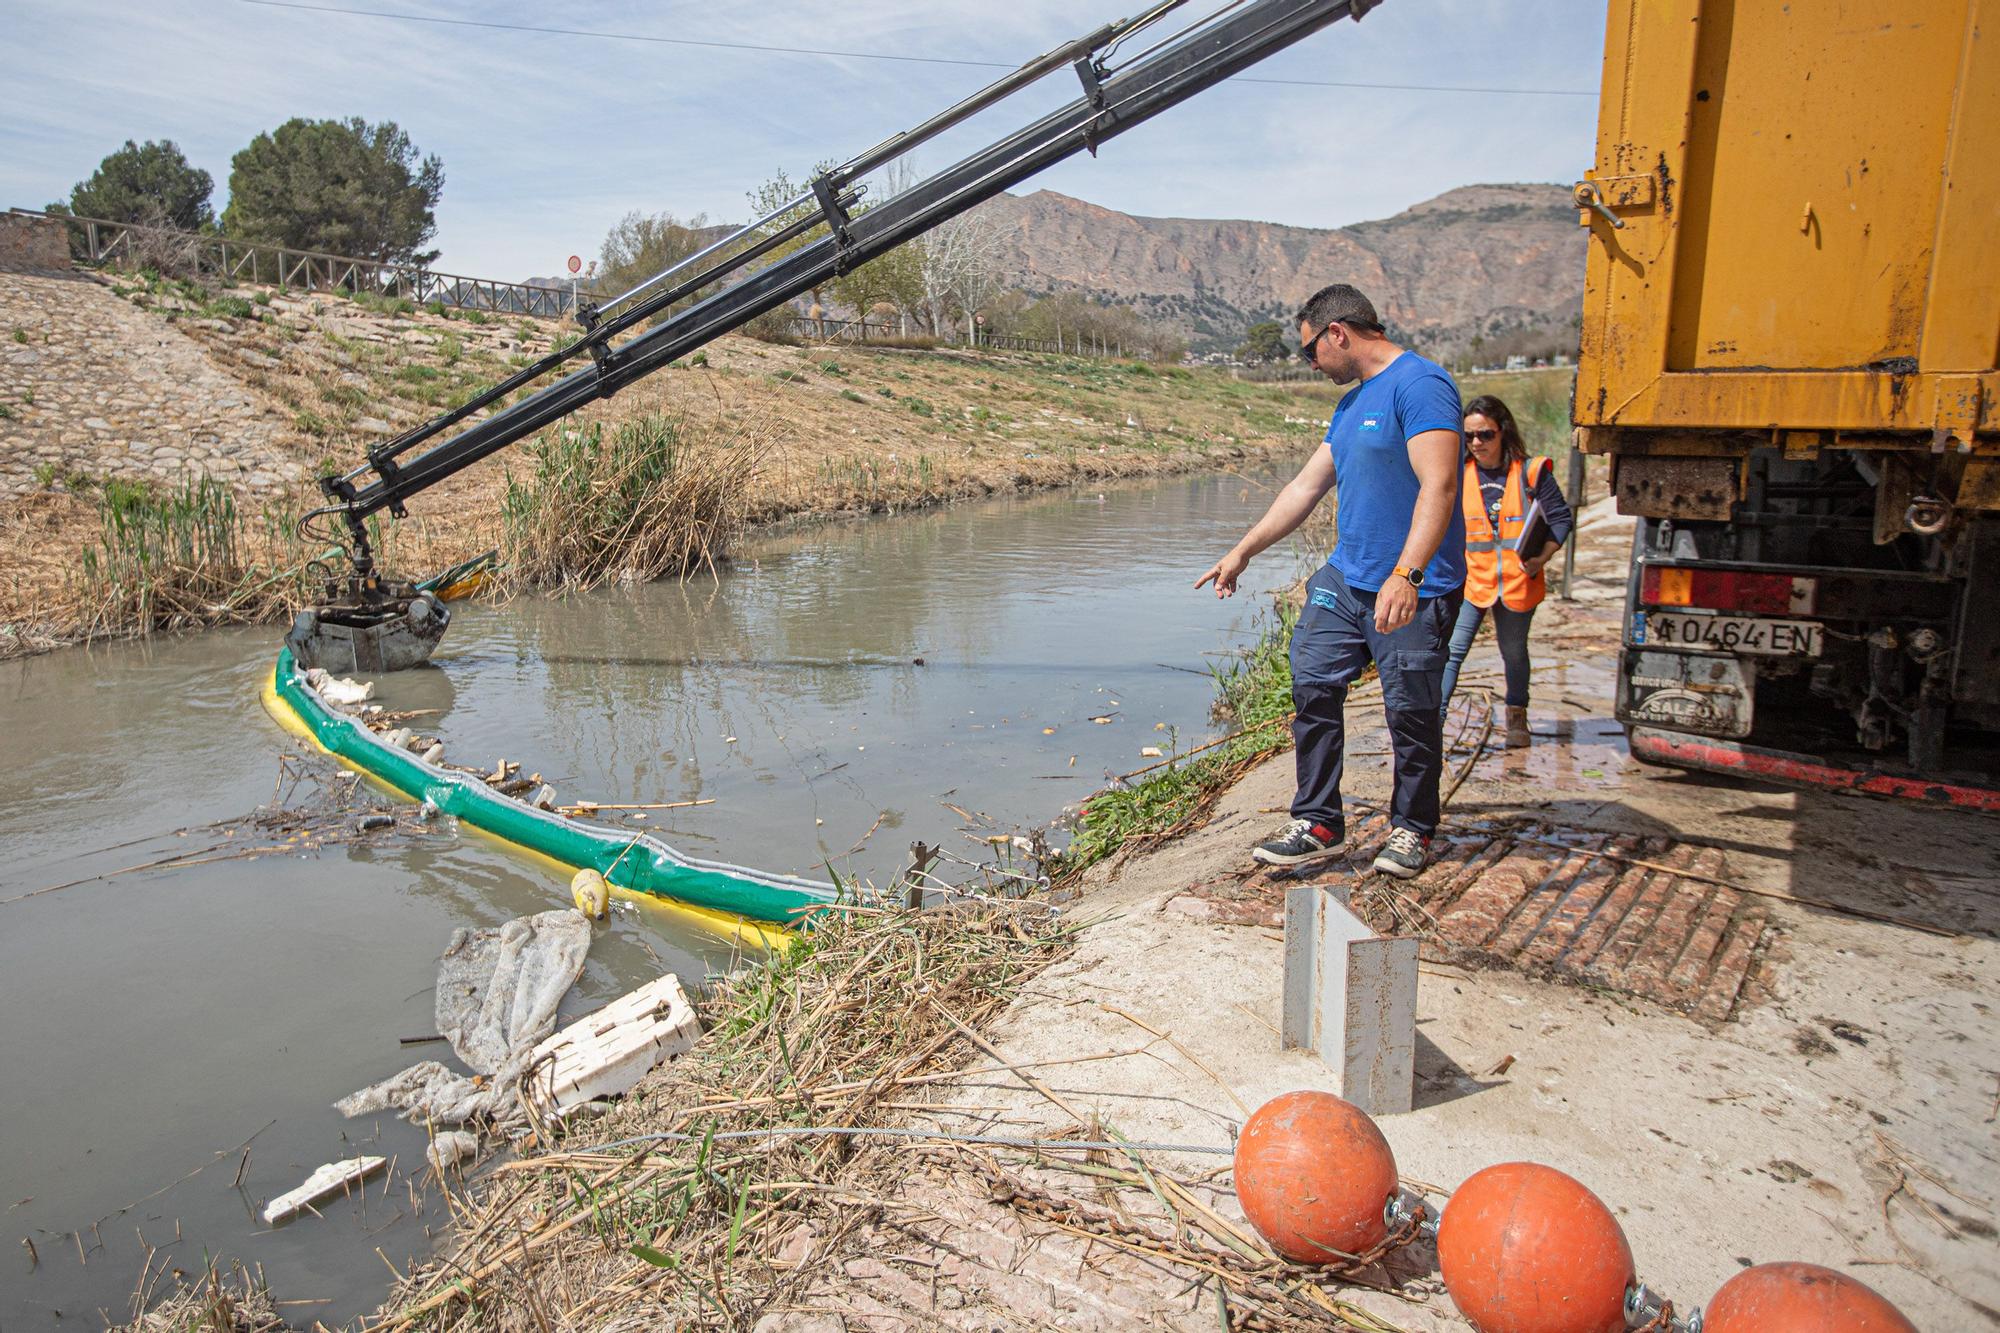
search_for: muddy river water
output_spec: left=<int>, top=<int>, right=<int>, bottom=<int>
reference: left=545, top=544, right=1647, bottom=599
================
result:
left=2, top=470, right=1307, bottom=1325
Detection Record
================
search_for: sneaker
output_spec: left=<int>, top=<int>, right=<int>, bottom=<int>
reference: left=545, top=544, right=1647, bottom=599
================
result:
left=1252, top=818, right=1342, bottom=866
left=1372, top=827, right=1431, bottom=879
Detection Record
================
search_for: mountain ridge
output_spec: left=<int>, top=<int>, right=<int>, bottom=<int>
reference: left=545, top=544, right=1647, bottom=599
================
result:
left=976, top=182, right=1585, bottom=358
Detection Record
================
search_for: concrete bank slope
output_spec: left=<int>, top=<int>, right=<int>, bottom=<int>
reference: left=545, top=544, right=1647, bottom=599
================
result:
left=766, top=502, right=2000, bottom=1330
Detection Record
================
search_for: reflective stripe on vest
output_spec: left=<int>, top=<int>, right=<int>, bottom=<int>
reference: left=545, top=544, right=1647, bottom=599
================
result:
left=1460, top=454, right=1550, bottom=611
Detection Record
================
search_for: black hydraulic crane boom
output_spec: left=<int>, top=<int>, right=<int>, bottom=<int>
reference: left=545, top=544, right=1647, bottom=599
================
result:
left=292, top=0, right=1379, bottom=670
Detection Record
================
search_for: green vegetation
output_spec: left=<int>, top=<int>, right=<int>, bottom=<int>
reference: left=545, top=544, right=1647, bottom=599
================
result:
left=593, top=210, right=720, bottom=321
left=11, top=328, right=27, bottom=344
left=982, top=289, right=1186, bottom=362
left=499, top=414, right=757, bottom=590
left=349, top=290, right=416, bottom=318
left=1061, top=606, right=1296, bottom=875
left=1236, top=319, right=1288, bottom=363
left=51, top=138, right=213, bottom=230
left=70, top=475, right=313, bottom=637
left=222, top=117, right=444, bottom=265
left=199, top=294, right=258, bottom=320
left=902, top=396, right=934, bottom=417
left=1461, top=368, right=1574, bottom=458
left=839, top=388, right=866, bottom=404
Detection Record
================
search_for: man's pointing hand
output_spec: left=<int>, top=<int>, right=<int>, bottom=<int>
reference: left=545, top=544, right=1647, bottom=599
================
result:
left=1195, top=551, right=1248, bottom=599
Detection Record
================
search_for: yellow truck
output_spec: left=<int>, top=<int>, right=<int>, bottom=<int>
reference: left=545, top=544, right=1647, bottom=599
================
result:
left=1574, top=0, right=1998, bottom=802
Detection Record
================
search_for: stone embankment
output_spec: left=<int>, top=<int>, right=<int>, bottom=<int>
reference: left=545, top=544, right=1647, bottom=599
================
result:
left=0, top=257, right=306, bottom=498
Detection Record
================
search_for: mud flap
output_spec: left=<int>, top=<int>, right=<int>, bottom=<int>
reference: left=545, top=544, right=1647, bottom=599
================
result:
left=1617, top=647, right=1754, bottom=739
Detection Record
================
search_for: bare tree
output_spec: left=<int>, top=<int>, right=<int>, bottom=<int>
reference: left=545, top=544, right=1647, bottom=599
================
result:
left=917, top=206, right=1006, bottom=341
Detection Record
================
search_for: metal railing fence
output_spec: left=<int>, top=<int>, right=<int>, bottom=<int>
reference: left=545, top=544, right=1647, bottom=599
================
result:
left=783, top=314, right=1127, bottom=358
left=12, top=208, right=576, bottom=319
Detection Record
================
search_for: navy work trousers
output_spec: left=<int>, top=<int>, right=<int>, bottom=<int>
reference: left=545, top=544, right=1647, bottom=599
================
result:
left=1289, top=565, right=1462, bottom=838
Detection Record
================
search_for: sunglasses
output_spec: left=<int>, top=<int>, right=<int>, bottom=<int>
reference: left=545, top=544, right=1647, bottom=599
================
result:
left=1297, top=318, right=1383, bottom=362
left=1296, top=324, right=1331, bottom=364
left=1466, top=428, right=1501, bottom=442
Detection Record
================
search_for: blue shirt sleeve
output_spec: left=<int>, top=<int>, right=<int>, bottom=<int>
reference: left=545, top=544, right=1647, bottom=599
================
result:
left=1532, top=456, right=1575, bottom=547
left=1394, top=368, right=1463, bottom=440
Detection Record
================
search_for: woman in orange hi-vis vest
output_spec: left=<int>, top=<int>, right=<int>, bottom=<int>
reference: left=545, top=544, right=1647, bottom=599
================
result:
left=1439, top=395, right=1574, bottom=748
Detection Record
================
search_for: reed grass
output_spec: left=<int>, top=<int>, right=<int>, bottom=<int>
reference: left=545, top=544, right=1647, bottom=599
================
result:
left=1459, top=368, right=1575, bottom=457
left=121, top=1259, right=284, bottom=1333
left=375, top=896, right=1081, bottom=1330
left=497, top=412, right=760, bottom=590
left=67, top=474, right=320, bottom=638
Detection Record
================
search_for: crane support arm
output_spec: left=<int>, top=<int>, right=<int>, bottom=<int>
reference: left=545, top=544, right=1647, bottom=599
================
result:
left=313, top=0, right=1379, bottom=576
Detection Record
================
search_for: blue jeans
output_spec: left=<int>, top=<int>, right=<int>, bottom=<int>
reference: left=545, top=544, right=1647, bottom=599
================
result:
left=1440, top=600, right=1536, bottom=708
left=1289, top=565, right=1462, bottom=838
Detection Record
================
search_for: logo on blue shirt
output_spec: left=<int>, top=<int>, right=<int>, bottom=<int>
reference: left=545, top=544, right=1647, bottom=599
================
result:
left=1359, top=414, right=1383, bottom=432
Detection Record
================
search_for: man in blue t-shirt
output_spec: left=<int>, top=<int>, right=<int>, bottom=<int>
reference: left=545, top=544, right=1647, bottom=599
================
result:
left=1196, top=283, right=1465, bottom=878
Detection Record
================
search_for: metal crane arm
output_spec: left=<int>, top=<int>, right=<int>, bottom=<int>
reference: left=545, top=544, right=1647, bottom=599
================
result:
left=290, top=0, right=1379, bottom=670
left=313, top=0, right=1377, bottom=574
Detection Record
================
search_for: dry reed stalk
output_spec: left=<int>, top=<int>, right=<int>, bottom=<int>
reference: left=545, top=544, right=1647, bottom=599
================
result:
left=371, top=898, right=1080, bottom=1331
left=496, top=410, right=766, bottom=592
left=119, top=1259, right=288, bottom=1333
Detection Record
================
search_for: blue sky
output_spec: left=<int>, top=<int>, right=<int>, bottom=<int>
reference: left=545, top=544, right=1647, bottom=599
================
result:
left=1, top=1, right=1607, bottom=279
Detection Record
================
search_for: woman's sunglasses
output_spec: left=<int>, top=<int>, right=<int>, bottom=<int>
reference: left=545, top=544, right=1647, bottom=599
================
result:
left=1466, top=428, right=1501, bottom=442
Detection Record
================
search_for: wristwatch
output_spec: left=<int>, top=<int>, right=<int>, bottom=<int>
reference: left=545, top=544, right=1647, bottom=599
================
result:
left=1393, top=563, right=1425, bottom=590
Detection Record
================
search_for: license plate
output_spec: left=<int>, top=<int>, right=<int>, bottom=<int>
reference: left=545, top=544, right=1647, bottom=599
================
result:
left=1645, top=613, right=1823, bottom=657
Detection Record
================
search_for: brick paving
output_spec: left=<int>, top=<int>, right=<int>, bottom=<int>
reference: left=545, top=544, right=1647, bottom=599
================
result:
left=1164, top=805, right=1772, bottom=1025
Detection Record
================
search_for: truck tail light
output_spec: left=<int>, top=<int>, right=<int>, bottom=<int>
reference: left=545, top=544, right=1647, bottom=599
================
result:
left=1640, top=565, right=1817, bottom=615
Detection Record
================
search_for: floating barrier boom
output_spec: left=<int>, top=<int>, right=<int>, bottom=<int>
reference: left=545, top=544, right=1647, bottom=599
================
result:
left=265, top=647, right=838, bottom=929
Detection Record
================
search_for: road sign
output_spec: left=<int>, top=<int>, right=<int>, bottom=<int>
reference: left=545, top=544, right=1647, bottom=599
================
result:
left=567, top=255, right=582, bottom=274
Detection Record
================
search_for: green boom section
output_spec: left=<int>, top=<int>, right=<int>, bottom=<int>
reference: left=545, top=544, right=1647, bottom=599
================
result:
left=272, top=647, right=838, bottom=926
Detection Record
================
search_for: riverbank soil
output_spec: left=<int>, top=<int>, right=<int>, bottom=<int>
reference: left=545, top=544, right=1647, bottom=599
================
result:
left=0, top=263, right=1325, bottom=653
left=751, top=498, right=2000, bottom=1328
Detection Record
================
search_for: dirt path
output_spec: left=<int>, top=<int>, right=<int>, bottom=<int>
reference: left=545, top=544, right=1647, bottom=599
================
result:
left=760, top=499, right=2000, bottom=1330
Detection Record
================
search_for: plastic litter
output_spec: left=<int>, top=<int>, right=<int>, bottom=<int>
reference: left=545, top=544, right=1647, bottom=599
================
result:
left=427, top=1130, right=480, bottom=1173
left=336, top=910, right=591, bottom=1126
left=526, top=973, right=700, bottom=1116
left=262, top=1155, right=385, bottom=1225
left=302, top=669, right=375, bottom=708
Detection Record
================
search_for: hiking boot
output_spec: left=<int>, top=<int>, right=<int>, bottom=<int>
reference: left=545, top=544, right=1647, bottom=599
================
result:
left=1372, top=827, right=1431, bottom=879
left=1252, top=818, right=1342, bottom=867
left=1504, top=705, right=1531, bottom=749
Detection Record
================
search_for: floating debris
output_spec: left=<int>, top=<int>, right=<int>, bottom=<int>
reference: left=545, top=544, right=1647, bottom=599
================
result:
left=524, top=973, right=701, bottom=1120
left=262, top=1155, right=385, bottom=1225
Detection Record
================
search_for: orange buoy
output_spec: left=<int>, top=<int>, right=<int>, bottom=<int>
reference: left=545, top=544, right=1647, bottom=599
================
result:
left=1436, top=1162, right=1633, bottom=1333
left=1233, top=1091, right=1398, bottom=1264
left=1703, top=1262, right=1916, bottom=1333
